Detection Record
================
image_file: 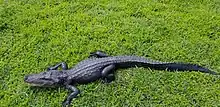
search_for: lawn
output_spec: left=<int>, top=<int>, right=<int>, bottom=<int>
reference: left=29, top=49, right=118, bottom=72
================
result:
left=0, top=0, right=220, bottom=107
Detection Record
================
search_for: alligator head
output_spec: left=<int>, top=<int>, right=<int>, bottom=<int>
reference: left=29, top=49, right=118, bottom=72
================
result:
left=24, top=70, right=66, bottom=87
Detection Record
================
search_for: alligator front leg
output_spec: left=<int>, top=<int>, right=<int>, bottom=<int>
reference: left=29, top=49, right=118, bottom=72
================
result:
left=89, top=50, right=109, bottom=58
left=47, top=62, right=68, bottom=70
left=62, top=85, right=80, bottom=107
left=101, top=64, right=116, bottom=83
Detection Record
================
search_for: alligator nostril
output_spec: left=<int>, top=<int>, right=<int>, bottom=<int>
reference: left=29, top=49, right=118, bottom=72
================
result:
left=24, top=75, right=29, bottom=81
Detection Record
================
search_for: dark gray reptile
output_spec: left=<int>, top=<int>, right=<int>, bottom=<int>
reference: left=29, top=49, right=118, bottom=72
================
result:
left=24, top=51, right=219, bottom=107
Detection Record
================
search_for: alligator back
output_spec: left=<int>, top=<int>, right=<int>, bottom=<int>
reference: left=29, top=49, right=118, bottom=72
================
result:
left=66, top=56, right=218, bottom=84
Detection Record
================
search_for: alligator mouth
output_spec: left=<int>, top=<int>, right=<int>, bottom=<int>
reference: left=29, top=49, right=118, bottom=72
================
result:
left=24, top=75, right=58, bottom=87
left=29, top=83, right=44, bottom=87
left=24, top=75, right=44, bottom=86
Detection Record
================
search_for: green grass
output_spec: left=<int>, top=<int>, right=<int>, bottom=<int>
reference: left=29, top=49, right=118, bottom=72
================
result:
left=1, top=0, right=220, bottom=106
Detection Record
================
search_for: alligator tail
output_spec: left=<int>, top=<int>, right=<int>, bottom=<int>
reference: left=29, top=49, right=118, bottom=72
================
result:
left=148, top=63, right=219, bottom=75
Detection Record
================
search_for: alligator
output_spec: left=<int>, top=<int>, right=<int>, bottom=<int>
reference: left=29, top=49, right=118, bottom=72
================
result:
left=24, top=51, right=219, bottom=107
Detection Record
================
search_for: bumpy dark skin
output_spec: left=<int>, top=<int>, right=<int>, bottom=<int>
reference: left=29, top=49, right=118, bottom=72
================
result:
left=24, top=51, right=219, bottom=107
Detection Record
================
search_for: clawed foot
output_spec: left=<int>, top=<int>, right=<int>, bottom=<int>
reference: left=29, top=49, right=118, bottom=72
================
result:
left=62, top=100, right=71, bottom=107
left=89, top=50, right=109, bottom=58
left=62, top=85, right=80, bottom=107
left=103, top=74, right=115, bottom=83
left=47, top=62, right=68, bottom=71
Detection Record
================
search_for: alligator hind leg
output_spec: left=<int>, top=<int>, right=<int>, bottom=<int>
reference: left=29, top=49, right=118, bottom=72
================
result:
left=101, top=64, right=116, bottom=83
left=89, top=50, right=109, bottom=58
left=47, top=62, right=68, bottom=71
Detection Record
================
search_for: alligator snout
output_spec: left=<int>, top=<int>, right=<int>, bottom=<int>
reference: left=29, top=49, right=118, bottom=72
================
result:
left=24, top=74, right=34, bottom=82
left=24, top=75, right=29, bottom=81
